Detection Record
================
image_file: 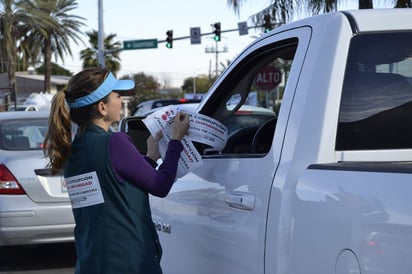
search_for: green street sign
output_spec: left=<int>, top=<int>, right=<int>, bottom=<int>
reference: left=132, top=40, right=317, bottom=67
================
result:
left=123, top=39, right=158, bottom=50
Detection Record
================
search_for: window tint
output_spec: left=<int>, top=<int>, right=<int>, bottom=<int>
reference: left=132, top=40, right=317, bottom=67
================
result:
left=0, top=118, right=47, bottom=150
left=336, top=32, right=412, bottom=150
left=200, top=39, right=297, bottom=155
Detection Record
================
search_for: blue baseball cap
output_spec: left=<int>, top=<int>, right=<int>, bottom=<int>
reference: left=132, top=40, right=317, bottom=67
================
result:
left=67, top=72, right=135, bottom=109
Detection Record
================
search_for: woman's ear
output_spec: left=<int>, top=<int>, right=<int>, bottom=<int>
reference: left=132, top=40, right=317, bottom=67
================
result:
left=97, top=101, right=107, bottom=116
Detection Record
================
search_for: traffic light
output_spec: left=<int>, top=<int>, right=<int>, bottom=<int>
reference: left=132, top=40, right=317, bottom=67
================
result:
left=213, top=22, right=221, bottom=42
left=166, top=30, right=173, bottom=48
left=263, top=15, right=272, bottom=33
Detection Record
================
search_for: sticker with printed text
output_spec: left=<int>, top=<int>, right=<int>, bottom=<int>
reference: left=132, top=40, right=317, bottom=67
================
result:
left=64, top=171, right=104, bottom=209
left=143, top=105, right=228, bottom=178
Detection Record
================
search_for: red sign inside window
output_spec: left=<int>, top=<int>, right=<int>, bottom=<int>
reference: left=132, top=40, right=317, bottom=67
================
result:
left=255, top=66, right=282, bottom=90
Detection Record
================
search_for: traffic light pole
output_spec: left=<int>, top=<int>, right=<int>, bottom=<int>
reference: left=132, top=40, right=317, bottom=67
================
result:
left=157, top=26, right=259, bottom=44
left=118, top=24, right=271, bottom=52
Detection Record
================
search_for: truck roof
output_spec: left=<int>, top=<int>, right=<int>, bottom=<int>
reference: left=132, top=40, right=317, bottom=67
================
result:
left=264, top=9, right=412, bottom=35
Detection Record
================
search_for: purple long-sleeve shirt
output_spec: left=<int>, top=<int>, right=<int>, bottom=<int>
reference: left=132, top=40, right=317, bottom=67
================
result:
left=109, top=132, right=183, bottom=197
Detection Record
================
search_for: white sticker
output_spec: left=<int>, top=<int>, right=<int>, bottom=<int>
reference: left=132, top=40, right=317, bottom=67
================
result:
left=64, top=171, right=105, bottom=209
left=143, top=105, right=228, bottom=178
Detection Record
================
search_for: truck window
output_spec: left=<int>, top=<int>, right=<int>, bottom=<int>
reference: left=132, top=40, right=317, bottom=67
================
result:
left=200, top=39, right=298, bottom=156
left=336, top=32, right=412, bottom=150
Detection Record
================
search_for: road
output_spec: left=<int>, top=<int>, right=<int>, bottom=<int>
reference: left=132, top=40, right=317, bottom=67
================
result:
left=0, top=243, right=76, bottom=274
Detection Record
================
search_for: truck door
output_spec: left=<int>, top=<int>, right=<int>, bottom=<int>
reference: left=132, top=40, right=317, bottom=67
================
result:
left=141, top=27, right=312, bottom=274
left=116, top=28, right=311, bottom=273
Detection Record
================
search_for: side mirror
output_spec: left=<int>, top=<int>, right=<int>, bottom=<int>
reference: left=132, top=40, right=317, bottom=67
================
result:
left=118, top=117, right=151, bottom=154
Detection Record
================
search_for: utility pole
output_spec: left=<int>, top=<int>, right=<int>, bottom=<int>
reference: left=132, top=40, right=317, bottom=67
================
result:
left=97, top=0, right=105, bottom=68
left=192, top=76, right=196, bottom=94
left=205, top=41, right=228, bottom=77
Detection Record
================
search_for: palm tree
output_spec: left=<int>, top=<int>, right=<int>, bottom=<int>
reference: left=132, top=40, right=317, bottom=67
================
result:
left=219, top=59, right=232, bottom=74
left=395, top=0, right=411, bottom=7
left=228, top=0, right=410, bottom=27
left=0, top=0, right=40, bottom=100
left=79, top=30, right=122, bottom=74
left=27, top=0, right=85, bottom=92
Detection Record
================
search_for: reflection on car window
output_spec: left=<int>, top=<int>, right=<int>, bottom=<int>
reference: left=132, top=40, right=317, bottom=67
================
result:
left=202, top=40, right=298, bottom=156
left=0, top=118, right=47, bottom=150
left=337, top=32, right=412, bottom=150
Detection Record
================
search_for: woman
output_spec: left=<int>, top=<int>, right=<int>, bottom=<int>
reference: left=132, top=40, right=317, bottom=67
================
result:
left=43, top=67, right=189, bottom=274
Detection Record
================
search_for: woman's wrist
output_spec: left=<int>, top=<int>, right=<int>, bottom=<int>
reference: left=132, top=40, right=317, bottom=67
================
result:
left=146, top=153, right=159, bottom=162
left=144, top=156, right=158, bottom=167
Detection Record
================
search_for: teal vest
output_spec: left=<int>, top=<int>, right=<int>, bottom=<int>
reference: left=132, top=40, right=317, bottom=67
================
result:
left=64, top=125, right=162, bottom=274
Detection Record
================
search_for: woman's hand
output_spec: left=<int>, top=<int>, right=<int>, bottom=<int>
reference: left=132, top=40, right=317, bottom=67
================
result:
left=146, top=131, right=163, bottom=161
left=171, top=111, right=190, bottom=141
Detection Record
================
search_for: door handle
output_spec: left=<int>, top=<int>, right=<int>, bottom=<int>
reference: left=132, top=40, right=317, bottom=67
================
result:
left=225, top=191, right=255, bottom=210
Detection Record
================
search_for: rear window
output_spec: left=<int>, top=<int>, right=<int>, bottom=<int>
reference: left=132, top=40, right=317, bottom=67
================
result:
left=0, top=118, right=47, bottom=150
left=133, top=98, right=202, bottom=116
left=336, top=31, right=412, bottom=150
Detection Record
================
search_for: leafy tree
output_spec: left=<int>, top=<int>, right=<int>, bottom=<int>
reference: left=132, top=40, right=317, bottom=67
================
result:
left=80, top=30, right=122, bottom=73
left=181, top=74, right=214, bottom=94
left=123, top=72, right=163, bottom=113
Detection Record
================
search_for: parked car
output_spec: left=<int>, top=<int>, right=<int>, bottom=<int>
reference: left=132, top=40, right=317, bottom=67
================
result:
left=7, top=104, right=38, bottom=111
left=0, top=111, right=74, bottom=246
left=132, top=98, right=202, bottom=116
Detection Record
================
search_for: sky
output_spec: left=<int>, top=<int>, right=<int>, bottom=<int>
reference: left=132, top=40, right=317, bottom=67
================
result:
left=57, top=0, right=273, bottom=87
left=57, top=0, right=361, bottom=88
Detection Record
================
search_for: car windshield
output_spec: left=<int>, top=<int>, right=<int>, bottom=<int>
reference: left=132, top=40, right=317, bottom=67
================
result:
left=0, top=118, right=47, bottom=150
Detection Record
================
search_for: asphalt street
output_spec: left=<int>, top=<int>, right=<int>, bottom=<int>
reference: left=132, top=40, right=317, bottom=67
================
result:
left=0, top=243, right=76, bottom=274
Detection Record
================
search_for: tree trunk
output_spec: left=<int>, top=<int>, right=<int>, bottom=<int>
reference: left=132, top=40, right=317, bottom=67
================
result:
left=9, top=39, right=17, bottom=105
left=43, top=36, right=52, bottom=92
left=5, top=22, right=17, bottom=105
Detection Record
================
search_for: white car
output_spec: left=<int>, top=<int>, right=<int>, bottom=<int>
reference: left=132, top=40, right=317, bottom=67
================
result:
left=0, top=111, right=74, bottom=246
left=7, top=104, right=38, bottom=111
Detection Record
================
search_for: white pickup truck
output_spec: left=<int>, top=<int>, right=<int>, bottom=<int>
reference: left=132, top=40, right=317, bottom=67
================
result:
left=121, top=9, right=412, bottom=274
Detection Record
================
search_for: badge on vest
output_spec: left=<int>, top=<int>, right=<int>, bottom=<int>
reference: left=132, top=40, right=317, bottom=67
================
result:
left=64, top=171, right=104, bottom=209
